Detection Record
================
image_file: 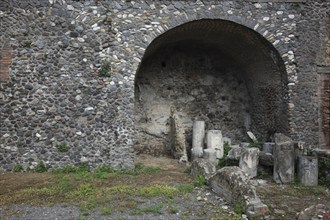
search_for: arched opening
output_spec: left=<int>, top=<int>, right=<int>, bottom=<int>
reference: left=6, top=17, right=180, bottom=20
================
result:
left=134, top=19, right=289, bottom=158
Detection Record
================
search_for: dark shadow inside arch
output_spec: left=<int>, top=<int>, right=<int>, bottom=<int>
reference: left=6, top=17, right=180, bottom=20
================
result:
left=134, top=19, right=289, bottom=157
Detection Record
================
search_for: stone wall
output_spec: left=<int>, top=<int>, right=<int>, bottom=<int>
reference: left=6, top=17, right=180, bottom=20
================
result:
left=0, top=0, right=328, bottom=170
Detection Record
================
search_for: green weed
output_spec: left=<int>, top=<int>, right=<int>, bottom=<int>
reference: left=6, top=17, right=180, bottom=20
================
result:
left=52, top=166, right=78, bottom=174
left=73, top=183, right=95, bottom=197
left=168, top=206, right=178, bottom=214
left=131, top=204, right=163, bottom=215
left=193, top=175, right=207, bottom=187
left=35, top=161, right=47, bottom=173
left=233, top=198, right=244, bottom=215
left=75, top=171, right=92, bottom=181
left=176, top=184, right=193, bottom=193
left=57, top=143, right=69, bottom=153
left=93, top=163, right=162, bottom=178
left=13, top=164, right=23, bottom=172
left=101, top=206, right=112, bottom=216
left=99, top=60, right=111, bottom=77
left=218, top=141, right=231, bottom=168
left=55, top=175, right=75, bottom=193
left=184, top=166, right=191, bottom=174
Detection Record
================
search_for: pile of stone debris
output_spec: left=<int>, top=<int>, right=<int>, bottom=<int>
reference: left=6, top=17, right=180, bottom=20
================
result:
left=186, top=120, right=321, bottom=219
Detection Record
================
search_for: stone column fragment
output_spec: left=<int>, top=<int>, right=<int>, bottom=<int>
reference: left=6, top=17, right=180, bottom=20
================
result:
left=206, top=130, right=223, bottom=159
left=192, top=121, right=205, bottom=160
left=239, top=148, right=260, bottom=178
left=273, top=133, right=295, bottom=184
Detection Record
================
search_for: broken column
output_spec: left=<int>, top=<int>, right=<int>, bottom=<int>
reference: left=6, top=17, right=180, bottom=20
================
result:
left=273, top=133, right=295, bottom=184
left=206, top=130, right=223, bottom=159
left=298, top=156, right=318, bottom=186
left=169, top=111, right=188, bottom=162
left=239, top=148, right=260, bottom=178
left=209, top=167, right=268, bottom=219
left=192, top=121, right=205, bottom=160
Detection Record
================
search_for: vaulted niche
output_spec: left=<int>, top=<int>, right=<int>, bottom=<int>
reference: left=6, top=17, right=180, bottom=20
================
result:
left=134, top=19, right=289, bottom=157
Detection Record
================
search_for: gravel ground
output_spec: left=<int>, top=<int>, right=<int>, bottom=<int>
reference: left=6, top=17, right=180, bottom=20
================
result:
left=0, top=188, right=239, bottom=220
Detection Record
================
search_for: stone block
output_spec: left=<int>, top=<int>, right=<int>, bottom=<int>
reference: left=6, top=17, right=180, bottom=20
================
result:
left=203, top=148, right=218, bottom=166
left=239, top=148, right=260, bottom=178
left=191, top=158, right=216, bottom=180
left=206, top=130, right=223, bottom=159
left=298, top=156, right=318, bottom=186
left=209, top=166, right=268, bottom=218
left=273, top=133, right=295, bottom=184
left=227, top=145, right=243, bottom=160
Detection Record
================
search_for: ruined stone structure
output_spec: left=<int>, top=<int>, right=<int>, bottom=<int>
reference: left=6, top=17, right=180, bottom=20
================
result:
left=0, top=0, right=329, bottom=170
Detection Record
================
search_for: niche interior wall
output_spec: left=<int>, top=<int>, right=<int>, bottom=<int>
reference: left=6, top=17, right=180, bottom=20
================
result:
left=134, top=20, right=289, bottom=157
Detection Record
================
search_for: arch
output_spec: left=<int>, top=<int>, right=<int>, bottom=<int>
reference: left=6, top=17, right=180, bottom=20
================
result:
left=134, top=19, right=290, bottom=157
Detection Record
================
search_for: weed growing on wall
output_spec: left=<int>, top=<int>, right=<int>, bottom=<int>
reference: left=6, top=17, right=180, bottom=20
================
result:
left=99, top=60, right=111, bottom=77
left=35, top=161, right=47, bottom=173
left=13, top=164, right=23, bottom=172
left=57, top=143, right=69, bottom=153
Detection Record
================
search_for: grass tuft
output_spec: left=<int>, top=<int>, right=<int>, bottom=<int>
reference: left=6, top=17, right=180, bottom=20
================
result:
left=35, top=161, right=47, bottom=173
left=131, top=204, right=163, bottom=215
left=13, top=164, right=23, bottom=172
left=57, top=143, right=69, bottom=153
left=193, top=175, right=207, bottom=187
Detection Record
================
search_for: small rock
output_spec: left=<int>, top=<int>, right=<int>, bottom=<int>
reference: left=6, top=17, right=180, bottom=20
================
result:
left=70, top=31, right=79, bottom=38
left=25, top=84, right=34, bottom=90
left=67, top=5, right=74, bottom=10
left=75, top=26, right=84, bottom=34
left=274, top=209, right=286, bottom=215
left=242, top=214, right=248, bottom=220
left=256, top=179, right=268, bottom=185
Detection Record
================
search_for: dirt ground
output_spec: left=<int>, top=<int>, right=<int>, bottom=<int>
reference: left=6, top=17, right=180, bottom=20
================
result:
left=0, top=155, right=329, bottom=220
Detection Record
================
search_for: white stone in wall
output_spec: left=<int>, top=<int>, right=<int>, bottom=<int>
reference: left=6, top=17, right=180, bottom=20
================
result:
left=67, top=5, right=74, bottom=11
left=254, top=3, right=262, bottom=8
